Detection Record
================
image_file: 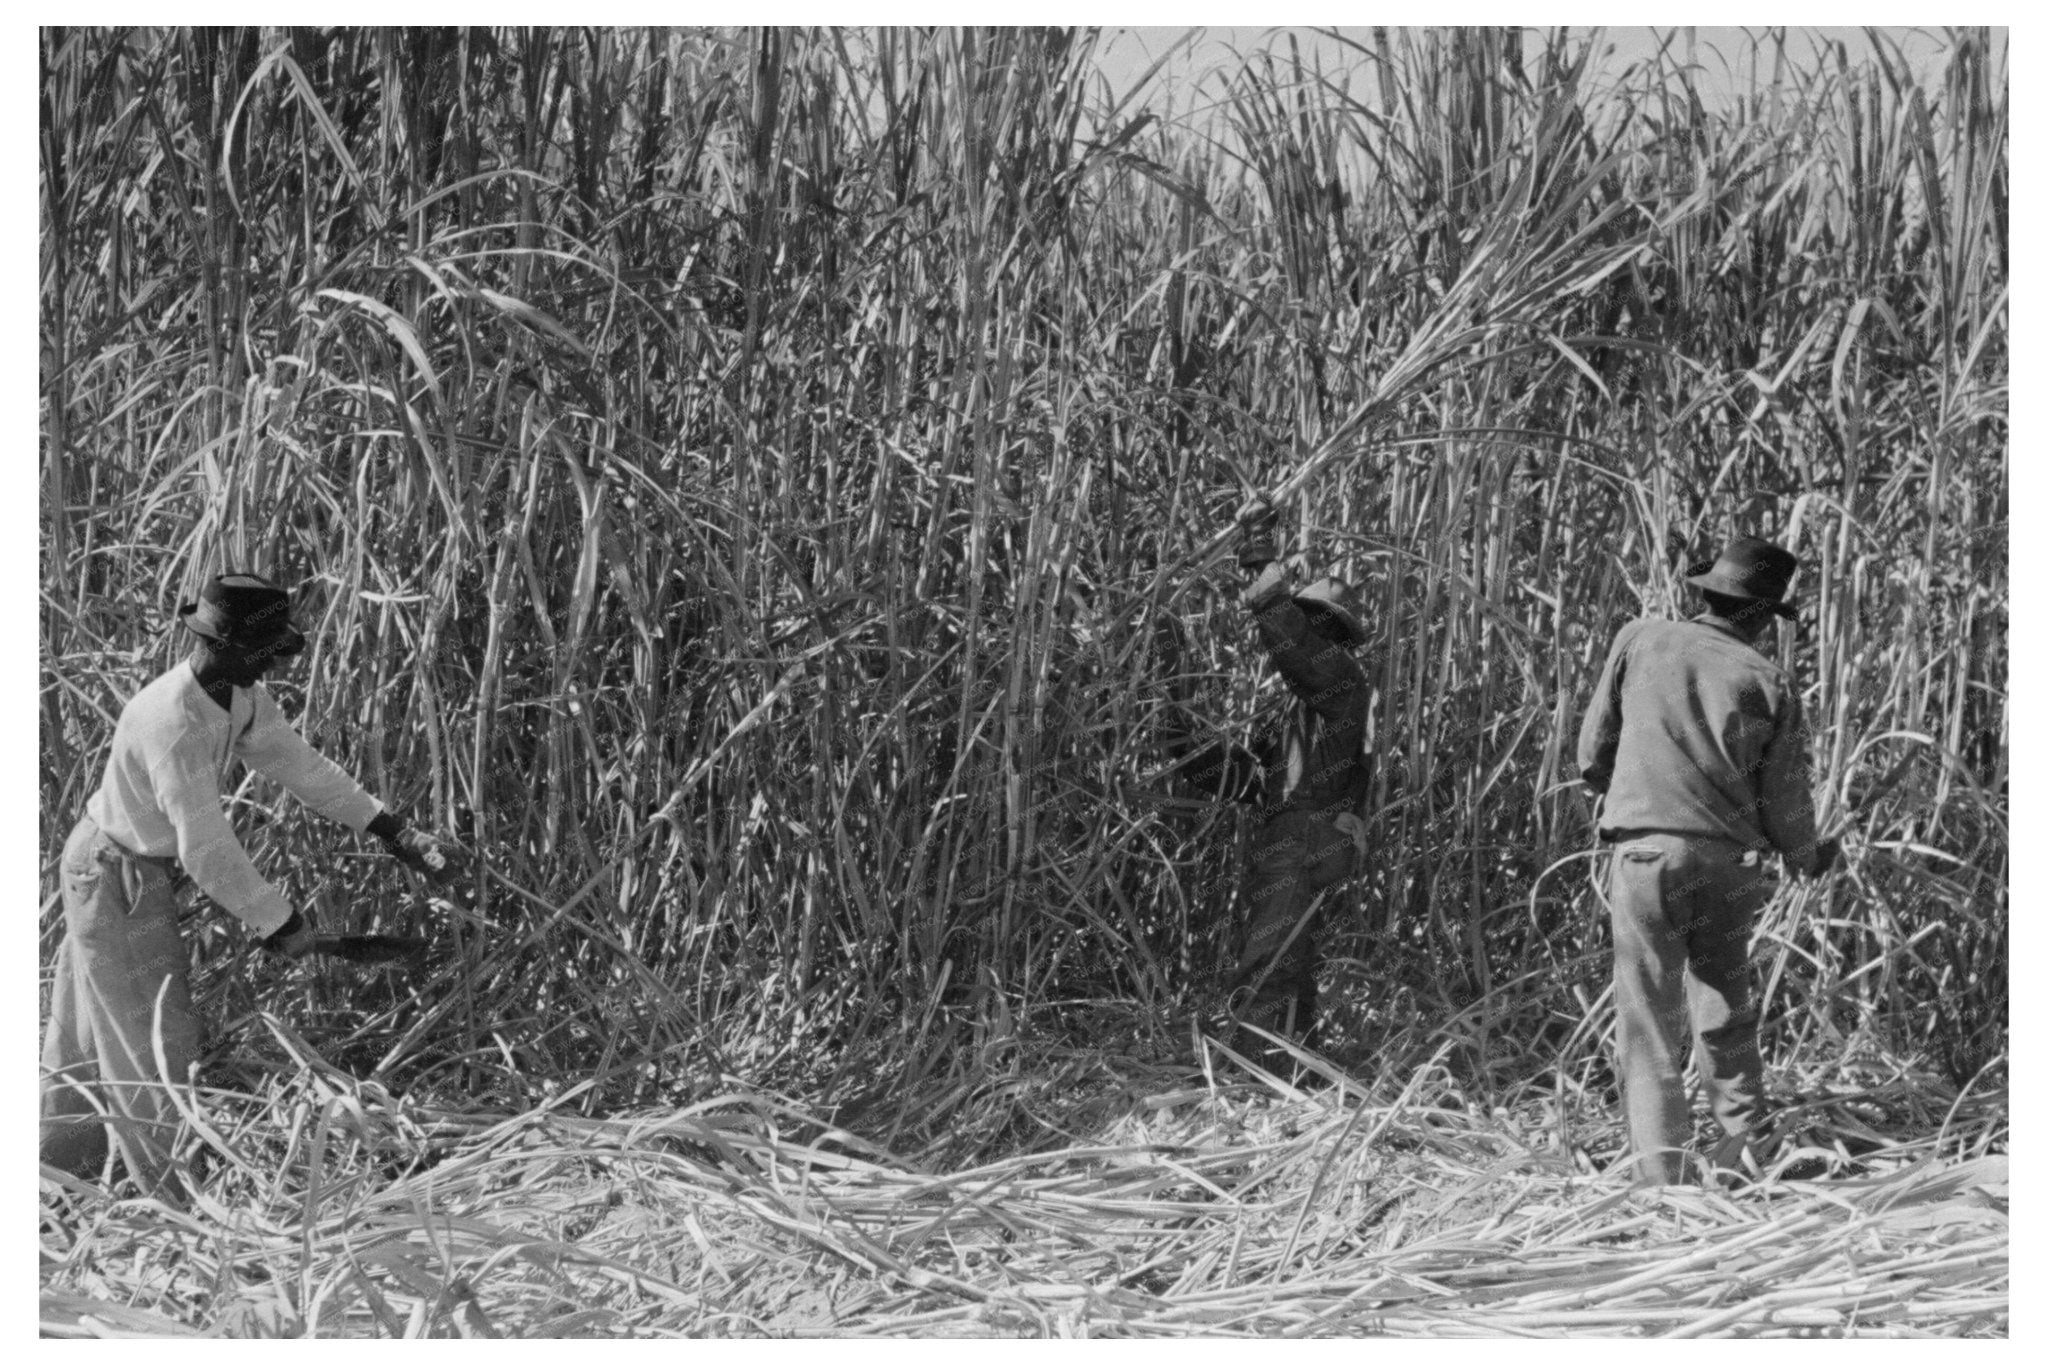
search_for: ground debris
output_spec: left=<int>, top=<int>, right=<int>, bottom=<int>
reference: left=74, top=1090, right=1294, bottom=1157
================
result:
left=40, top=1050, right=2007, bottom=1339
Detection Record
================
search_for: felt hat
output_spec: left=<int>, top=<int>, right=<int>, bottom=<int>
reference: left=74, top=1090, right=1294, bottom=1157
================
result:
left=1685, top=536, right=1799, bottom=620
left=1293, top=577, right=1367, bottom=646
left=177, top=572, right=306, bottom=655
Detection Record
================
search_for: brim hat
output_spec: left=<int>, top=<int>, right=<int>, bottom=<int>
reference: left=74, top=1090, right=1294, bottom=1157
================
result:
left=178, top=572, right=307, bottom=655
left=1685, top=536, right=1799, bottom=620
left=1292, top=577, right=1368, bottom=647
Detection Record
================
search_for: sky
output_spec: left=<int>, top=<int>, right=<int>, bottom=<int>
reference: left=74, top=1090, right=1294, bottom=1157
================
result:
left=1089, top=26, right=1996, bottom=115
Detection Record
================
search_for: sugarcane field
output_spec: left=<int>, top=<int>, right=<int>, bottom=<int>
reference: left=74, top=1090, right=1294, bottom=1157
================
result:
left=36, top=25, right=2011, bottom=1339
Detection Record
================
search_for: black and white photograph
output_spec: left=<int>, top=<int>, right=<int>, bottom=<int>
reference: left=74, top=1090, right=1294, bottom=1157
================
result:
left=33, top=23, right=2010, bottom=1338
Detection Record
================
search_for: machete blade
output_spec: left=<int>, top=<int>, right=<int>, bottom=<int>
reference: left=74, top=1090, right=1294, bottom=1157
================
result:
left=315, top=933, right=432, bottom=966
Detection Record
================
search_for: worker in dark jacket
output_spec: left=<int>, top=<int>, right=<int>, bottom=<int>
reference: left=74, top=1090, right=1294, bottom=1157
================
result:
left=1221, top=499, right=1372, bottom=1057
left=1576, top=536, right=1839, bottom=1185
left=40, top=572, right=465, bottom=1196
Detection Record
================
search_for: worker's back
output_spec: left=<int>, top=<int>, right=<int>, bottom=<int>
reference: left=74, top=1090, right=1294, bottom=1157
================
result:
left=1579, top=615, right=1813, bottom=856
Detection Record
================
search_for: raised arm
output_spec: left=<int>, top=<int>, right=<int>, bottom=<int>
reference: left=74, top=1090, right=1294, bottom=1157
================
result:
left=1246, top=573, right=1366, bottom=720
left=1234, top=498, right=1366, bottom=721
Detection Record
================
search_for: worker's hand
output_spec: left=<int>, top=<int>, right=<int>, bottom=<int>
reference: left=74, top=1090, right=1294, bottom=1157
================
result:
left=1235, top=496, right=1282, bottom=570
left=383, top=825, right=466, bottom=886
left=260, top=908, right=318, bottom=961
left=1234, top=494, right=1279, bottom=531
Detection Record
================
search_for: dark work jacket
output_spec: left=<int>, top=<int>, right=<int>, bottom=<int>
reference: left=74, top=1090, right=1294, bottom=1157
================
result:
left=1246, top=571, right=1371, bottom=814
left=1576, top=614, right=1822, bottom=871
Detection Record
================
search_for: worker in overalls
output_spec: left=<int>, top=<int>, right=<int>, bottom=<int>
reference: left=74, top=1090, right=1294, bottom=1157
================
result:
left=1222, top=499, right=1372, bottom=1060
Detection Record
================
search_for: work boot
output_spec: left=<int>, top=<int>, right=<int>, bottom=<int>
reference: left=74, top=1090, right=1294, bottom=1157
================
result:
left=1704, top=1121, right=1853, bottom=1187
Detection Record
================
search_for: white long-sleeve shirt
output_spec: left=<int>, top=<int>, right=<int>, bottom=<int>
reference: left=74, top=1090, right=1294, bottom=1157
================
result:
left=84, top=661, right=384, bottom=936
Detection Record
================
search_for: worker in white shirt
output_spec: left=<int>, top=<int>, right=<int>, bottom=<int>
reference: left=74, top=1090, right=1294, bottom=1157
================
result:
left=40, top=572, right=466, bottom=1194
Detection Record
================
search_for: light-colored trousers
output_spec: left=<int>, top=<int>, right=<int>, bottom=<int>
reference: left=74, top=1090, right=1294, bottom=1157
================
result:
left=40, top=816, right=201, bottom=1196
left=1607, top=832, right=1770, bottom=1185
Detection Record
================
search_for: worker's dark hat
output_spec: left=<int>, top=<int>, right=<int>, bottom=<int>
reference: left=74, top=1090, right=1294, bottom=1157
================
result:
left=177, top=572, right=306, bottom=655
left=1294, top=577, right=1368, bottom=646
left=1685, top=536, right=1799, bottom=620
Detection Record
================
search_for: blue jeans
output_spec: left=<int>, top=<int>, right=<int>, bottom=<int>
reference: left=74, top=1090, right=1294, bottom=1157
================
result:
left=1607, top=832, right=1770, bottom=1184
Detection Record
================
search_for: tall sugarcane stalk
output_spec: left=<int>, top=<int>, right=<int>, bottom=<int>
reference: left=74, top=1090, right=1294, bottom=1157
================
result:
left=39, top=26, right=2004, bottom=1115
